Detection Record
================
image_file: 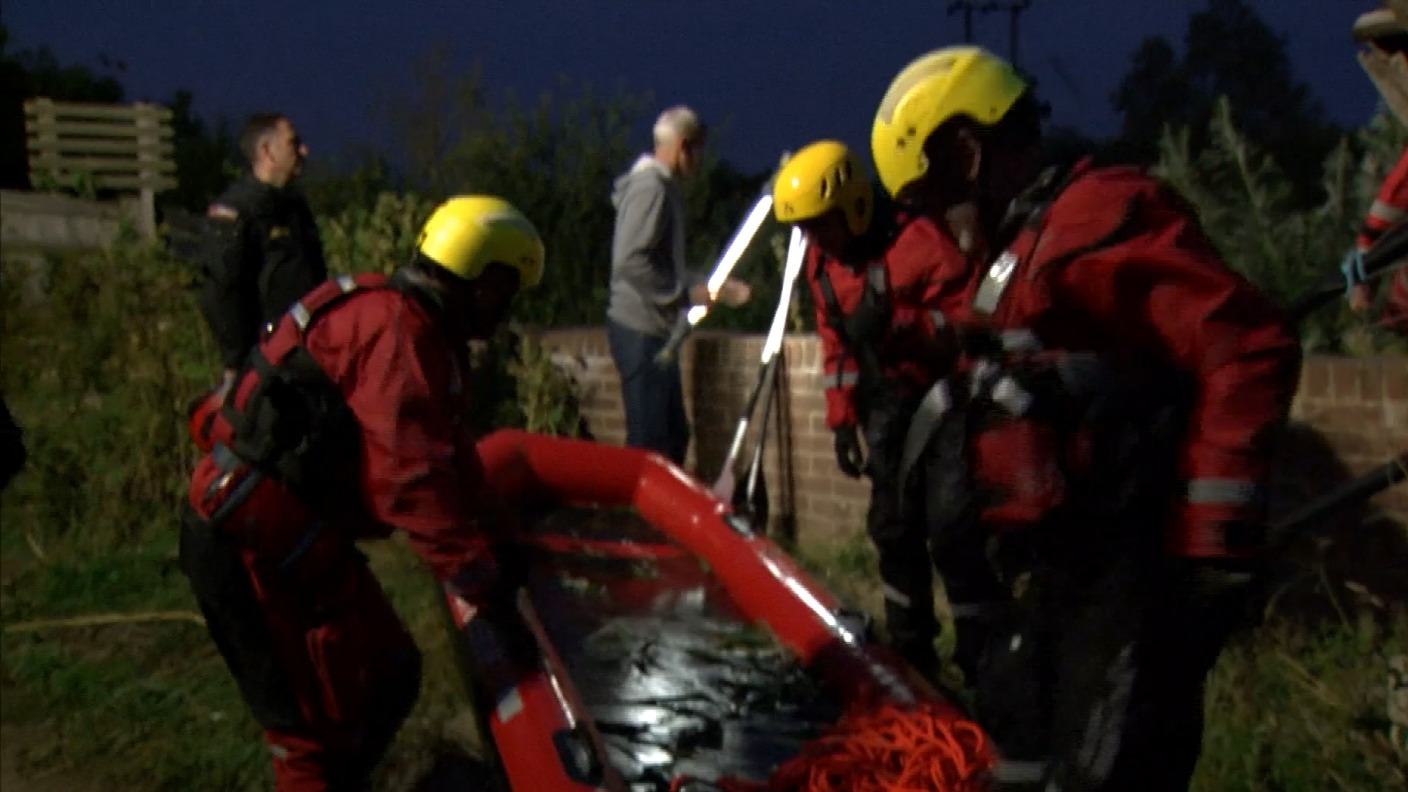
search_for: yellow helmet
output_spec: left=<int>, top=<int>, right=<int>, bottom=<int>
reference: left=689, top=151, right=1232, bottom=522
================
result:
left=416, top=195, right=546, bottom=288
left=871, top=46, right=1029, bottom=200
left=773, top=140, right=873, bottom=236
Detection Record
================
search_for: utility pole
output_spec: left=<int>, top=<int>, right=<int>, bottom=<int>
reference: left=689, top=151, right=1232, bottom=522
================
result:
left=945, top=0, right=1034, bottom=66
left=1008, top=0, right=1032, bottom=66
left=945, top=0, right=976, bottom=42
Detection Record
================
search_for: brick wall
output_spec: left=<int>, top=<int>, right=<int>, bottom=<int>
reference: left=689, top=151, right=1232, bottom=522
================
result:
left=534, top=327, right=1408, bottom=546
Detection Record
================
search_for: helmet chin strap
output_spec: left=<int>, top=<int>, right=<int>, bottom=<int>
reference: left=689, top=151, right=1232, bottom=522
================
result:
left=389, top=263, right=484, bottom=341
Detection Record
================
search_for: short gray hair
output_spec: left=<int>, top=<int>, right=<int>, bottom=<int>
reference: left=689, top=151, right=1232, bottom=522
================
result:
left=653, top=105, right=703, bottom=147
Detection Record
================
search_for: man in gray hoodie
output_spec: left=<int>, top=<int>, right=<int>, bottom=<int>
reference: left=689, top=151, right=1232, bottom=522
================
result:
left=607, top=105, right=749, bottom=465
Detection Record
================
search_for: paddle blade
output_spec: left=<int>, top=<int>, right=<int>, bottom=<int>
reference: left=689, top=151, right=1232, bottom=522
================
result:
left=710, top=465, right=738, bottom=503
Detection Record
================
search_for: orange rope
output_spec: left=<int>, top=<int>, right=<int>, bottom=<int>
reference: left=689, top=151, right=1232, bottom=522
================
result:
left=670, top=700, right=995, bottom=792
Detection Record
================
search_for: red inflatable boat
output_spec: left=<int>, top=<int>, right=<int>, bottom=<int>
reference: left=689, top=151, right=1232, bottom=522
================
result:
left=441, top=430, right=993, bottom=792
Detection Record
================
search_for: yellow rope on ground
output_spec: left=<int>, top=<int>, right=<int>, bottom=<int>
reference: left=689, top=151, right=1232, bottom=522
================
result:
left=3, top=610, right=207, bottom=633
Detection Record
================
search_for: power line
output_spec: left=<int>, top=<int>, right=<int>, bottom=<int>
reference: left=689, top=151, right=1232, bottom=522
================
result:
left=944, top=0, right=1035, bottom=65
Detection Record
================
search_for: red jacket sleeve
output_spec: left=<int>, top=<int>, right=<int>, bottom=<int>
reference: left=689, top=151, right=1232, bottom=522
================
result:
left=311, top=292, right=496, bottom=583
left=1357, top=147, right=1408, bottom=329
left=1045, top=176, right=1303, bottom=557
left=1356, top=145, right=1408, bottom=251
left=885, top=216, right=972, bottom=344
left=807, top=248, right=862, bottom=430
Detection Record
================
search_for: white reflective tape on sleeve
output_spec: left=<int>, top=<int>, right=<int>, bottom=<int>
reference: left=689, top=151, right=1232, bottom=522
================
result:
left=928, top=309, right=947, bottom=329
left=291, top=302, right=312, bottom=330
left=822, top=371, right=861, bottom=389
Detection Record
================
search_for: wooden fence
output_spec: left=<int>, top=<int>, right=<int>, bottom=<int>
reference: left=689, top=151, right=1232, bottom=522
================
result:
left=23, top=98, right=177, bottom=239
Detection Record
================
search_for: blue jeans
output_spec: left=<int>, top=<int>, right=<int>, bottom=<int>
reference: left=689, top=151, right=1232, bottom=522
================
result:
left=606, top=319, right=689, bottom=465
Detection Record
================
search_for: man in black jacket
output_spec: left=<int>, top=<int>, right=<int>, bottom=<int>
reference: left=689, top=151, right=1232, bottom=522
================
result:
left=200, top=113, right=328, bottom=397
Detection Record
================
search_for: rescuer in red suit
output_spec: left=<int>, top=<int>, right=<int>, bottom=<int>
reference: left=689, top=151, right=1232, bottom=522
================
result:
left=181, top=195, right=545, bottom=791
left=871, top=47, right=1303, bottom=789
left=771, top=140, right=996, bottom=681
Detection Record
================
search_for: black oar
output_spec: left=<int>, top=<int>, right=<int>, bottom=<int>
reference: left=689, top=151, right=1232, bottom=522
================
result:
left=1272, top=452, right=1408, bottom=538
left=735, top=349, right=784, bottom=532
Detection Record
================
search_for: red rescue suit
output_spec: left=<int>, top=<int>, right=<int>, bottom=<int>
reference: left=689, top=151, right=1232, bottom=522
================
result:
left=1354, top=145, right=1408, bottom=333
left=809, top=212, right=971, bottom=430
left=807, top=210, right=982, bottom=676
left=971, top=160, right=1302, bottom=559
left=943, top=160, right=1302, bottom=789
left=181, top=272, right=505, bottom=791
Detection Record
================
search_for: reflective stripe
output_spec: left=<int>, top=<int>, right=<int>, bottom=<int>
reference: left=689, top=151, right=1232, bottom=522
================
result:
left=822, top=371, right=860, bottom=389
left=866, top=263, right=887, bottom=293
left=291, top=301, right=313, bottom=330
left=992, top=759, right=1048, bottom=784
left=496, top=687, right=524, bottom=724
left=1370, top=199, right=1408, bottom=225
left=974, top=250, right=1020, bottom=314
left=293, top=276, right=360, bottom=331
left=990, top=375, right=1033, bottom=416
left=1187, top=478, right=1262, bottom=506
left=927, top=309, right=947, bottom=329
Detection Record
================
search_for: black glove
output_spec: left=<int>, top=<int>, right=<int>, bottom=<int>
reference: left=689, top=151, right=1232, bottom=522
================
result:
left=834, top=426, right=865, bottom=479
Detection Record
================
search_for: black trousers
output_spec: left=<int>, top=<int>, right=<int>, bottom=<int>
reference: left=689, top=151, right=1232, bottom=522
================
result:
left=978, top=545, right=1250, bottom=791
left=863, top=390, right=1008, bottom=678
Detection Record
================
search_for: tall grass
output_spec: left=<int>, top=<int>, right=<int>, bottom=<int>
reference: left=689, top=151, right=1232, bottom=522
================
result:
left=0, top=244, right=497, bottom=789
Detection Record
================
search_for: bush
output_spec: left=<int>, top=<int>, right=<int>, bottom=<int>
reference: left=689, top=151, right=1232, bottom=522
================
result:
left=318, top=190, right=437, bottom=277
left=0, top=238, right=216, bottom=553
left=1156, top=99, right=1407, bottom=354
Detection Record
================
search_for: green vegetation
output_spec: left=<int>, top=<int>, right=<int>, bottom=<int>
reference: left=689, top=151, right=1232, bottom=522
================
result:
left=2, top=1, right=1406, bottom=789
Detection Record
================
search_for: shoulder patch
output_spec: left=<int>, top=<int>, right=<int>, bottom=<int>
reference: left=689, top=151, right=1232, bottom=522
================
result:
left=207, top=204, right=239, bottom=221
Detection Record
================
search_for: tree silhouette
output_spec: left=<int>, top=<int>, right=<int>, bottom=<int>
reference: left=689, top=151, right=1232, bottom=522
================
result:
left=1110, top=0, right=1341, bottom=205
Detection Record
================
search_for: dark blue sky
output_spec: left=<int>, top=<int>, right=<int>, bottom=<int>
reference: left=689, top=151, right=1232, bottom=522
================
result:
left=2, top=1, right=1378, bottom=174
